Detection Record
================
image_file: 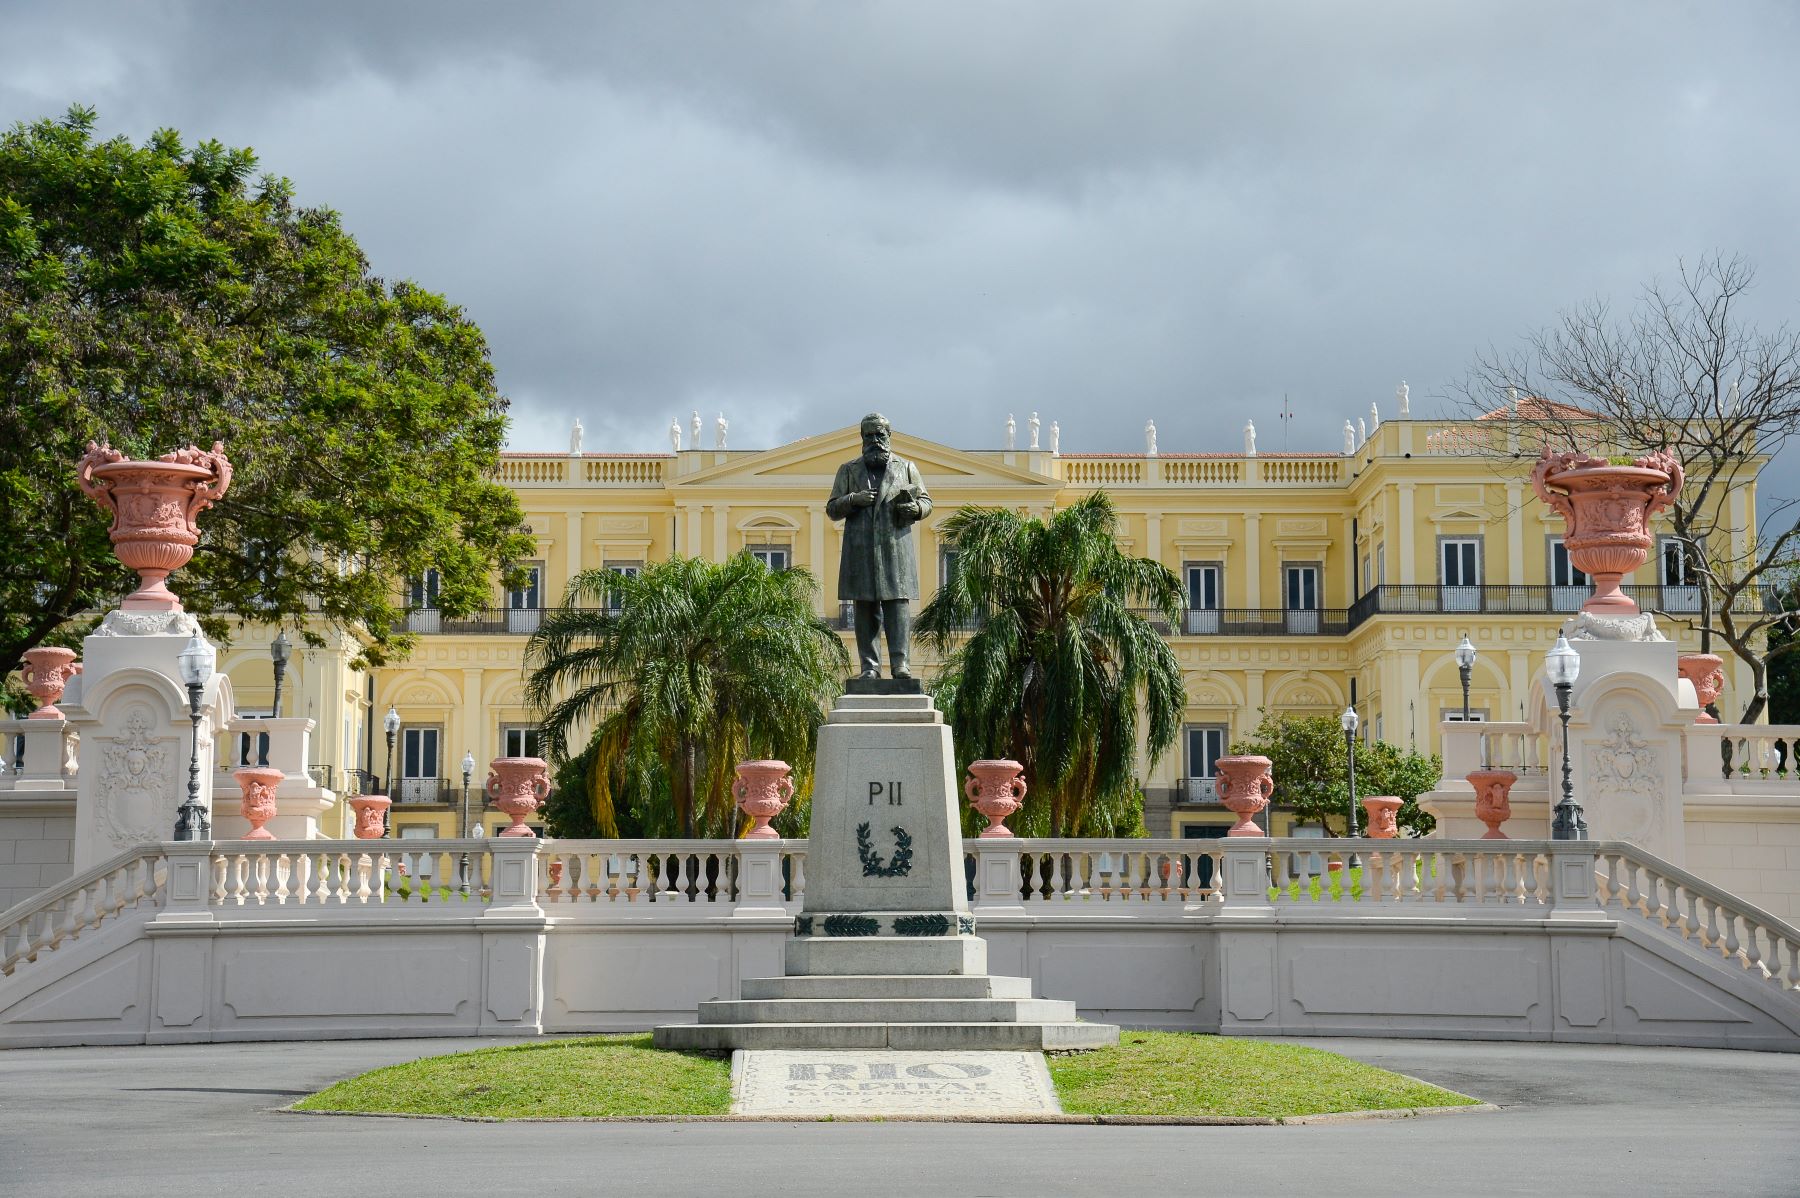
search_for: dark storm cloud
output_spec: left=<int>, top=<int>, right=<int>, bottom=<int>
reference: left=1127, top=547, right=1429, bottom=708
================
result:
left=5, top=1, right=1799, bottom=494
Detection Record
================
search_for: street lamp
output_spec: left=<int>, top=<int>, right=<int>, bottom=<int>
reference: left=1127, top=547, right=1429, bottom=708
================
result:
left=459, top=749, right=476, bottom=894
left=270, top=630, right=292, bottom=718
left=1455, top=634, right=1477, bottom=723
left=1546, top=633, right=1586, bottom=840
left=175, top=634, right=216, bottom=841
left=1340, top=705, right=1361, bottom=866
left=383, top=706, right=401, bottom=836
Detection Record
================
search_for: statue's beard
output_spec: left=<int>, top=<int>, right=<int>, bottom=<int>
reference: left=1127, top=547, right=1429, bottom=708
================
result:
left=863, top=447, right=890, bottom=470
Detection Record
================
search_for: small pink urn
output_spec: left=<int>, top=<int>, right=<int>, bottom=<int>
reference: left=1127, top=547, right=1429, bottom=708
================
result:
left=76, top=440, right=233, bottom=612
left=1678, top=653, right=1726, bottom=723
left=1466, top=768, right=1518, bottom=840
left=233, top=765, right=285, bottom=840
left=733, top=759, right=795, bottom=839
left=1214, top=754, right=1274, bottom=837
left=486, top=757, right=551, bottom=837
left=964, top=759, right=1028, bottom=838
left=1361, top=795, right=1402, bottom=839
left=19, top=647, right=81, bottom=719
left=347, top=795, right=390, bottom=839
left=1530, top=447, right=1683, bottom=616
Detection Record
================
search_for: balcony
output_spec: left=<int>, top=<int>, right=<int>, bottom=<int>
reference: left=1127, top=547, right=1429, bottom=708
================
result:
left=1174, top=776, right=1218, bottom=804
left=1140, top=608, right=1352, bottom=637
left=395, top=777, right=456, bottom=805
left=1345, top=584, right=1772, bottom=627
left=402, top=608, right=551, bottom=635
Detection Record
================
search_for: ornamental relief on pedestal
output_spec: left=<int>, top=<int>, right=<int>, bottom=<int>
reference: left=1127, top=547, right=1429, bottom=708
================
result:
left=97, top=706, right=175, bottom=849
left=1586, top=710, right=1663, bottom=846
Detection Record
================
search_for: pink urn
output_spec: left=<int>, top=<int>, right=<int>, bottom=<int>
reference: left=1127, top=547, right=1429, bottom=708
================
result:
left=486, top=757, right=551, bottom=837
left=1466, top=768, right=1518, bottom=840
left=964, top=759, right=1028, bottom=838
left=233, top=765, right=285, bottom=840
left=733, top=759, right=796, bottom=839
left=347, top=795, right=390, bottom=839
left=1214, top=754, right=1274, bottom=837
left=1678, top=653, right=1726, bottom=723
left=19, top=647, right=82, bottom=719
left=1361, top=795, right=1402, bottom=839
left=1530, top=447, right=1683, bottom=616
left=76, top=440, right=233, bottom=612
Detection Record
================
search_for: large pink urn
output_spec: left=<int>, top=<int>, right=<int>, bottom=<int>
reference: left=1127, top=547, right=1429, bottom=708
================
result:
left=233, top=765, right=285, bottom=840
left=1360, top=795, right=1402, bottom=839
left=76, top=441, right=233, bottom=612
left=1466, top=768, right=1518, bottom=840
left=19, top=648, right=81, bottom=719
left=733, top=759, right=795, bottom=840
left=964, top=759, right=1027, bottom=838
left=1678, top=653, right=1726, bottom=723
left=348, top=795, right=390, bottom=839
left=486, top=757, right=551, bottom=837
left=1214, top=755, right=1274, bottom=837
left=1530, top=447, right=1683, bottom=615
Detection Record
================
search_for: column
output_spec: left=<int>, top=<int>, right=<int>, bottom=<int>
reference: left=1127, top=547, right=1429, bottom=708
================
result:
left=809, top=504, right=827, bottom=615
left=1508, top=650, right=1530, bottom=723
left=565, top=510, right=584, bottom=588
left=1145, top=513, right=1163, bottom=568
left=1397, top=483, right=1416, bottom=584
left=685, top=505, right=702, bottom=559
left=1244, top=515, right=1262, bottom=608
left=712, top=505, right=729, bottom=563
left=1506, top=482, right=1524, bottom=583
left=1245, top=669, right=1266, bottom=714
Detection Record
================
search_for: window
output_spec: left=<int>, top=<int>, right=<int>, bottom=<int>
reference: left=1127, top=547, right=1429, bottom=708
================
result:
left=748, top=546, right=790, bottom=572
left=501, top=725, right=542, bottom=759
left=1660, top=538, right=1701, bottom=612
left=506, top=562, right=544, bottom=633
left=408, top=569, right=441, bottom=609
left=603, top=561, right=641, bottom=613
left=1184, top=563, right=1221, bottom=633
left=1284, top=564, right=1320, bottom=633
left=1360, top=552, right=1372, bottom=596
left=400, top=727, right=441, bottom=804
left=1183, top=726, right=1228, bottom=802
left=507, top=562, right=543, bottom=610
left=939, top=547, right=961, bottom=589
left=1440, top=538, right=1481, bottom=611
left=1548, top=539, right=1589, bottom=611
left=1375, top=544, right=1386, bottom=586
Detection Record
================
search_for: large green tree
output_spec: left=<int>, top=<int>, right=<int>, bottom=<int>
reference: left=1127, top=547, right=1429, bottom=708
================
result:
left=916, top=492, right=1185, bottom=837
left=1231, top=712, right=1441, bottom=837
left=525, top=555, right=850, bottom=839
left=0, top=106, right=531, bottom=680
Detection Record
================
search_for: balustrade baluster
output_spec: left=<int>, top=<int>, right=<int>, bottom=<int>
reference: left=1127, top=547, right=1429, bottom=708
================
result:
left=1723, top=909, right=1743, bottom=962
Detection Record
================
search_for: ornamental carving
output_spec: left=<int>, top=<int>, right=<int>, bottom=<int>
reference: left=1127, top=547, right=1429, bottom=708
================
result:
left=1586, top=710, right=1663, bottom=846
left=96, top=706, right=175, bottom=849
left=91, top=610, right=201, bottom=638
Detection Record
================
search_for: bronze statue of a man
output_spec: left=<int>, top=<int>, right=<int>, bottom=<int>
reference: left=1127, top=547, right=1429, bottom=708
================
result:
left=827, top=413, right=933, bottom=679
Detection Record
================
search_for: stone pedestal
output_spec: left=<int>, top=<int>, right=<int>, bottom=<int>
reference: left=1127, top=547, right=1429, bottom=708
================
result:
left=655, top=692, right=1118, bottom=1051
left=211, top=717, right=334, bottom=840
left=63, top=610, right=233, bottom=871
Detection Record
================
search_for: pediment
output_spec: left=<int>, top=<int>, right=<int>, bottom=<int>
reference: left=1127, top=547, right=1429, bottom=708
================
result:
left=674, top=425, right=1058, bottom=491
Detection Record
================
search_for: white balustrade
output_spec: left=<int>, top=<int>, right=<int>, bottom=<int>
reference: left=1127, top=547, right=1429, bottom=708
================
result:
left=539, top=840, right=747, bottom=906
left=992, top=839, right=1226, bottom=905
left=1707, top=724, right=1800, bottom=785
left=1267, top=840, right=1551, bottom=907
left=0, top=850, right=165, bottom=977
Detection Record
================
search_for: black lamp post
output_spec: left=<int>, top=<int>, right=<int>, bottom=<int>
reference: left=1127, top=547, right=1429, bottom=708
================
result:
left=1455, top=634, right=1477, bottom=722
left=383, top=705, right=401, bottom=836
left=174, top=634, right=216, bottom=841
left=1547, top=633, right=1586, bottom=840
left=1340, top=705, right=1362, bottom=871
left=270, top=630, right=292, bottom=718
left=459, top=749, right=476, bottom=893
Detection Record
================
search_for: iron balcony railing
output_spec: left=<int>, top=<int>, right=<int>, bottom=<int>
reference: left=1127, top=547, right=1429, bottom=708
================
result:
left=1174, top=776, right=1219, bottom=803
left=400, top=608, right=550, bottom=635
left=394, top=777, right=457, bottom=805
left=1343, top=583, right=1775, bottom=627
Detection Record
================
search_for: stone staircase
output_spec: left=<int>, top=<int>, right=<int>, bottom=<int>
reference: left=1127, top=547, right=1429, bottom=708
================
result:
left=653, top=934, right=1119, bottom=1051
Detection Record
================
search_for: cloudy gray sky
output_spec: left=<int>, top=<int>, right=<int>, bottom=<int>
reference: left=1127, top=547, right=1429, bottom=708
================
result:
left=5, top=1, right=1799, bottom=487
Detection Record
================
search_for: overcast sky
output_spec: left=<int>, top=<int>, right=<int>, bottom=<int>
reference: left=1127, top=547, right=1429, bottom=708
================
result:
left=5, top=2, right=1799, bottom=488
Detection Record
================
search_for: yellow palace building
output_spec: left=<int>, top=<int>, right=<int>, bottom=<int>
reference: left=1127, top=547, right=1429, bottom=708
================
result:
left=219, top=407, right=1755, bottom=843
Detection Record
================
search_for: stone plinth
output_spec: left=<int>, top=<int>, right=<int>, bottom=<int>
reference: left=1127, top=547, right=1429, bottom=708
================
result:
left=210, top=718, right=335, bottom=840
left=655, top=691, right=1118, bottom=1053
left=63, top=610, right=232, bottom=871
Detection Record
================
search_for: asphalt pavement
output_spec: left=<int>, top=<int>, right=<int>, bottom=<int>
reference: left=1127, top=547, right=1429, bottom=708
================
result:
left=1, top=1035, right=1795, bottom=1196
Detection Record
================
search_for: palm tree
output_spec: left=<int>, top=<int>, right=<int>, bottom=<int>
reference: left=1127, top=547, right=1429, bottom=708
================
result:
left=916, top=492, right=1186, bottom=837
left=525, top=554, right=850, bottom=838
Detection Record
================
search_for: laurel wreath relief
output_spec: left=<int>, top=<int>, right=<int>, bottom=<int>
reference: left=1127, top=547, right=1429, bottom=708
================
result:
left=855, top=821, right=914, bottom=877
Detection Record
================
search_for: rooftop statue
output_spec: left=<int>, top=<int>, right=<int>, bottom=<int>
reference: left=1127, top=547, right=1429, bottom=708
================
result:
left=826, top=413, right=932, bottom=683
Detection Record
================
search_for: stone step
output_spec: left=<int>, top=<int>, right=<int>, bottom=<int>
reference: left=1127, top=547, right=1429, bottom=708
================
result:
left=785, top=935, right=987, bottom=977
left=697, top=997, right=1079, bottom=1025
left=652, top=1021, right=1120, bottom=1053
left=740, top=974, right=1034, bottom=1000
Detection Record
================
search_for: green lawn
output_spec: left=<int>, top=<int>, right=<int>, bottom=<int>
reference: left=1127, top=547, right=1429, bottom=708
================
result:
left=293, top=1031, right=1476, bottom=1120
left=293, top=1034, right=732, bottom=1117
left=1047, top=1031, right=1476, bottom=1118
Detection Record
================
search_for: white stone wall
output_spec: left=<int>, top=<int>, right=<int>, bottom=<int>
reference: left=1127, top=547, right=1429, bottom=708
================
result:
left=1684, top=812, right=1800, bottom=923
left=0, top=801, right=75, bottom=912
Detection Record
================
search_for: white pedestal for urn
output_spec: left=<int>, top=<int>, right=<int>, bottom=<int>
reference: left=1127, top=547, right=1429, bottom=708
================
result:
left=655, top=691, right=1117, bottom=1051
left=211, top=717, right=335, bottom=840
left=63, top=610, right=233, bottom=871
